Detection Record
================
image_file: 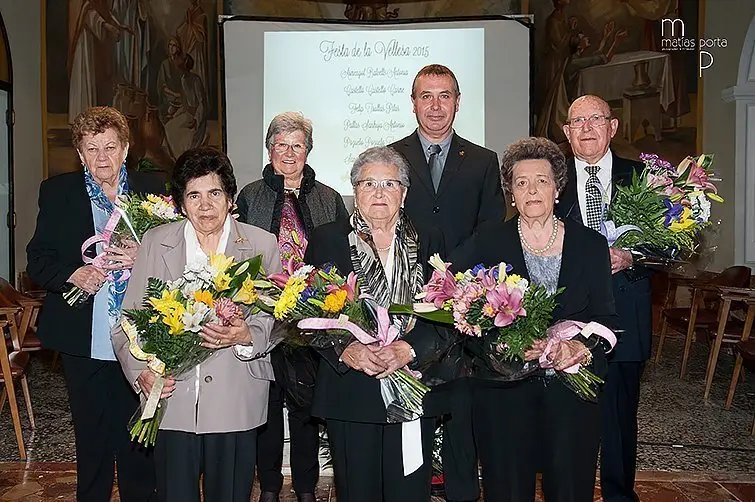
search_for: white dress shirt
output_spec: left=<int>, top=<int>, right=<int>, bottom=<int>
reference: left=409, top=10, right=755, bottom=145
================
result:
left=575, top=149, right=613, bottom=224
left=184, top=216, right=232, bottom=405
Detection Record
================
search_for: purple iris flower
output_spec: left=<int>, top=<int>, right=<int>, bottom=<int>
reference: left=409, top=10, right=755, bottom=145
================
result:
left=301, top=287, right=315, bottom=302
left=471, top=264, right=487, bottom=276
left=662, top=198, right=684, bottom=227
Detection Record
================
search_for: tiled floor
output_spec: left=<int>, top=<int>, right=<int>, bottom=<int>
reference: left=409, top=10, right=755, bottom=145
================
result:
left=1, top=335, right=754, bottom=500
left=0, top=465, right=754, bottom=501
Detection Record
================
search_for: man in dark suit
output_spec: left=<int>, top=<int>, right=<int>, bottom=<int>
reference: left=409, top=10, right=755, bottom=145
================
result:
left=558, top=94, right=652, bottom=502
left=390, top=64, right=505, bottom=502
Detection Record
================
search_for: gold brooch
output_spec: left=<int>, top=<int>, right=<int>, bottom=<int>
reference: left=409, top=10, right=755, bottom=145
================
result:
left=459, top=150, right=465, bottom=157
left=234, top=237, right=248, bottom=243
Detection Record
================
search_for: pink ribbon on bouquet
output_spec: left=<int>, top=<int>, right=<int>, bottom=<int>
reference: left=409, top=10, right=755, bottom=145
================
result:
left=296, top=298, right=420, bottom=377
left=80, top=210, right=130, bottom=282
left=539, top=320, right=617, bottom=374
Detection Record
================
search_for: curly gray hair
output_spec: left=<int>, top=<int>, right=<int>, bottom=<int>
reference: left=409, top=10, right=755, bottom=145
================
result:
left=350, top=146, right=411, bottom=188
left=265, top=112, right=314, bottom=154
left=500, top=137, right=568, bottom=200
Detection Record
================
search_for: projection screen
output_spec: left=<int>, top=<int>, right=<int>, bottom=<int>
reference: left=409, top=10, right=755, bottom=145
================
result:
left=221, top=17, right=532, bottom=197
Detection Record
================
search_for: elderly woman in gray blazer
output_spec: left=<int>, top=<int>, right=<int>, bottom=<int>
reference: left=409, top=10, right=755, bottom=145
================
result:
left=112, top=147, right=281, bottom=502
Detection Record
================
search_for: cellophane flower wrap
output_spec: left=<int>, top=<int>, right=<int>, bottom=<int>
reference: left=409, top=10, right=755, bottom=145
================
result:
left=65, top=194, right=184, bottom=307
left=257, top=261, right=429, bottom=423
left=600, top=153, right=723, bottom=267
left=120, top=253, right=274, bottom=447
left=391, top=254, right=606, bottom=401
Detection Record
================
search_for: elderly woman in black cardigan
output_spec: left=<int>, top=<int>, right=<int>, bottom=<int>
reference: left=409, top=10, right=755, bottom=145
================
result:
left=450, top=137, right=618, bottom=502
left=236, top=111, right=348, bottom=502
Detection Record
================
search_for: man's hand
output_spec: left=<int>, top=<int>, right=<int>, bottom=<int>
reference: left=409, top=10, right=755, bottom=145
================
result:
left=340, top=342, right=388, bottom=376
left=375, top=341, right=415, bottom=379
left=609, top=247, right=633, bottom=274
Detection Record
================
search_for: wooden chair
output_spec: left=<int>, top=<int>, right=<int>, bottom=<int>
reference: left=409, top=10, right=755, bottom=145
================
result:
left=655, top=266, right=751, bottom=377
left=0, top=278, right=43, bottom=354
left=703, top=287, right=755, bottom=400
left=724, top=339, right=755, bottom=435
left=0, top=313, right=34, bottom=460
left=16, top=271, right=47, bottom=301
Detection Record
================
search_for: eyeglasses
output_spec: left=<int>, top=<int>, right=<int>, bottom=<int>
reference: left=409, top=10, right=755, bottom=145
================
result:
left=566, top=114, right=612, bottom=129
left=272, top=142, right=306, bottom=155
left=354, top=179, right=404, bottom=192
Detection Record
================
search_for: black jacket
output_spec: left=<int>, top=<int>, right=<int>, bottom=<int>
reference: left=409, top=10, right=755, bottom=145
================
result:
left=235, top=164, right=349, bottom=237
left=557, top=152, right=653, bottom=362
left=303, top=218, right=447, bottom=423
left=450, top=217, right=620, bottom=379
left=26, top=170, right=166, bottom=357
left=390, top=131, right=506, bottom=250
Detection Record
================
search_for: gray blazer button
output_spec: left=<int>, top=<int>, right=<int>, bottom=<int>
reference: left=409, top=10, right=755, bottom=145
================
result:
left=204, top=375, right=212, bottom=383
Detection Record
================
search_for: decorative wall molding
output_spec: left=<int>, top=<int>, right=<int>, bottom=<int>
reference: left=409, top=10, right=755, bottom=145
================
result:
left=731, top=16, right=755, bottom=266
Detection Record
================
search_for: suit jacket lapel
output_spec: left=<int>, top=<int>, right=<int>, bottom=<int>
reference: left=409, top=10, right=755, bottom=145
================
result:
left=71, top=170, right=96, bottom=239
left=436, top=134, right=465, bottom=197
left=507, top=232, right=531, bottom=283
left=161, top=220, right=188, bottom=281
left=403, top=132, right=435, bottom=197
left=553, top=219, right=581, bottom=321
left=224, top=220, right=255, bottom=259
left=611, top=151, right=634, bottom=189
left=561, top=158, right=581, bottom=223
left=557, top=219, right=578, bottom=292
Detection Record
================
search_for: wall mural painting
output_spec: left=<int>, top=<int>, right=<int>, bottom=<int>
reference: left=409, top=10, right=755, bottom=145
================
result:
left=222, top=1, right=523, bottom=23
left=43, top=1, right=698, bottom=177
left=528, top=0, right=701, bottom=164
left=44, top=0, right=220, bottom=178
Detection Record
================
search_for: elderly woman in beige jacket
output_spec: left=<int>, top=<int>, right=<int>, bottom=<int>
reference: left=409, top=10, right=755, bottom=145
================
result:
left=112, top=147, right=281, bottom=502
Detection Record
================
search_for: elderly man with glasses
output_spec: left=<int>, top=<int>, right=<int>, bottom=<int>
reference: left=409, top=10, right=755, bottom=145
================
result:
left=557, top=94, right=653, bottom=502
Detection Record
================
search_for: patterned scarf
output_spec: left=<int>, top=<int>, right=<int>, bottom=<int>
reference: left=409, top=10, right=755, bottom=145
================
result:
left=84, top=164, right=130, bottom=327
left=348, top=208, right=424, bottom=336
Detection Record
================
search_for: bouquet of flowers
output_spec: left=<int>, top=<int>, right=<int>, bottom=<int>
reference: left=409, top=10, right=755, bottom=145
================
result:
left=120, top=252, right=274, bottom=446
left=64, top=193, right=183, bottom=307
left=600, top=153, right=723, bottom=267
left=391, top=255, right=611, bottom=401
left=258, top=261, right=430, bottom=423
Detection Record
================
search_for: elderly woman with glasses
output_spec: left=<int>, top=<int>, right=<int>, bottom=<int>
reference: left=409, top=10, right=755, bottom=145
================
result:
left=236, top=112, right=348, bottom=502
left=303, top=146, right=447, bottom=502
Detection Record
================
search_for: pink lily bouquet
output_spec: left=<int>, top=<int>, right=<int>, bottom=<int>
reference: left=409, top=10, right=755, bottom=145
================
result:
left=257, top=261, right=429, bottom=422
left=600, top=153, right=723, bottom=267
left=391, top=255, right=607, bottom=401
left=64, top=193, right=184, bottom=307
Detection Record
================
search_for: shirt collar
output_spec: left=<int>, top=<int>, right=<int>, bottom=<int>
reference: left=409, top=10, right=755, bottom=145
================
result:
left=417, top=129, right=454, bottom=155
left=184, top=214, right=232, bottom=264
left=575, top=148, right=612, bottom=174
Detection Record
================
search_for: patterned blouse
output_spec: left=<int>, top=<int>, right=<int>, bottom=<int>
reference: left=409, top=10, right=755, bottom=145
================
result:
left=277, top=189, right=308, bottom=264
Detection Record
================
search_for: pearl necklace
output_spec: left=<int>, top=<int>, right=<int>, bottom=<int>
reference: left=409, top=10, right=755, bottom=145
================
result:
left=518, top=216, right=559, bottom=254
left=375, top=243, right=391, bottom=252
